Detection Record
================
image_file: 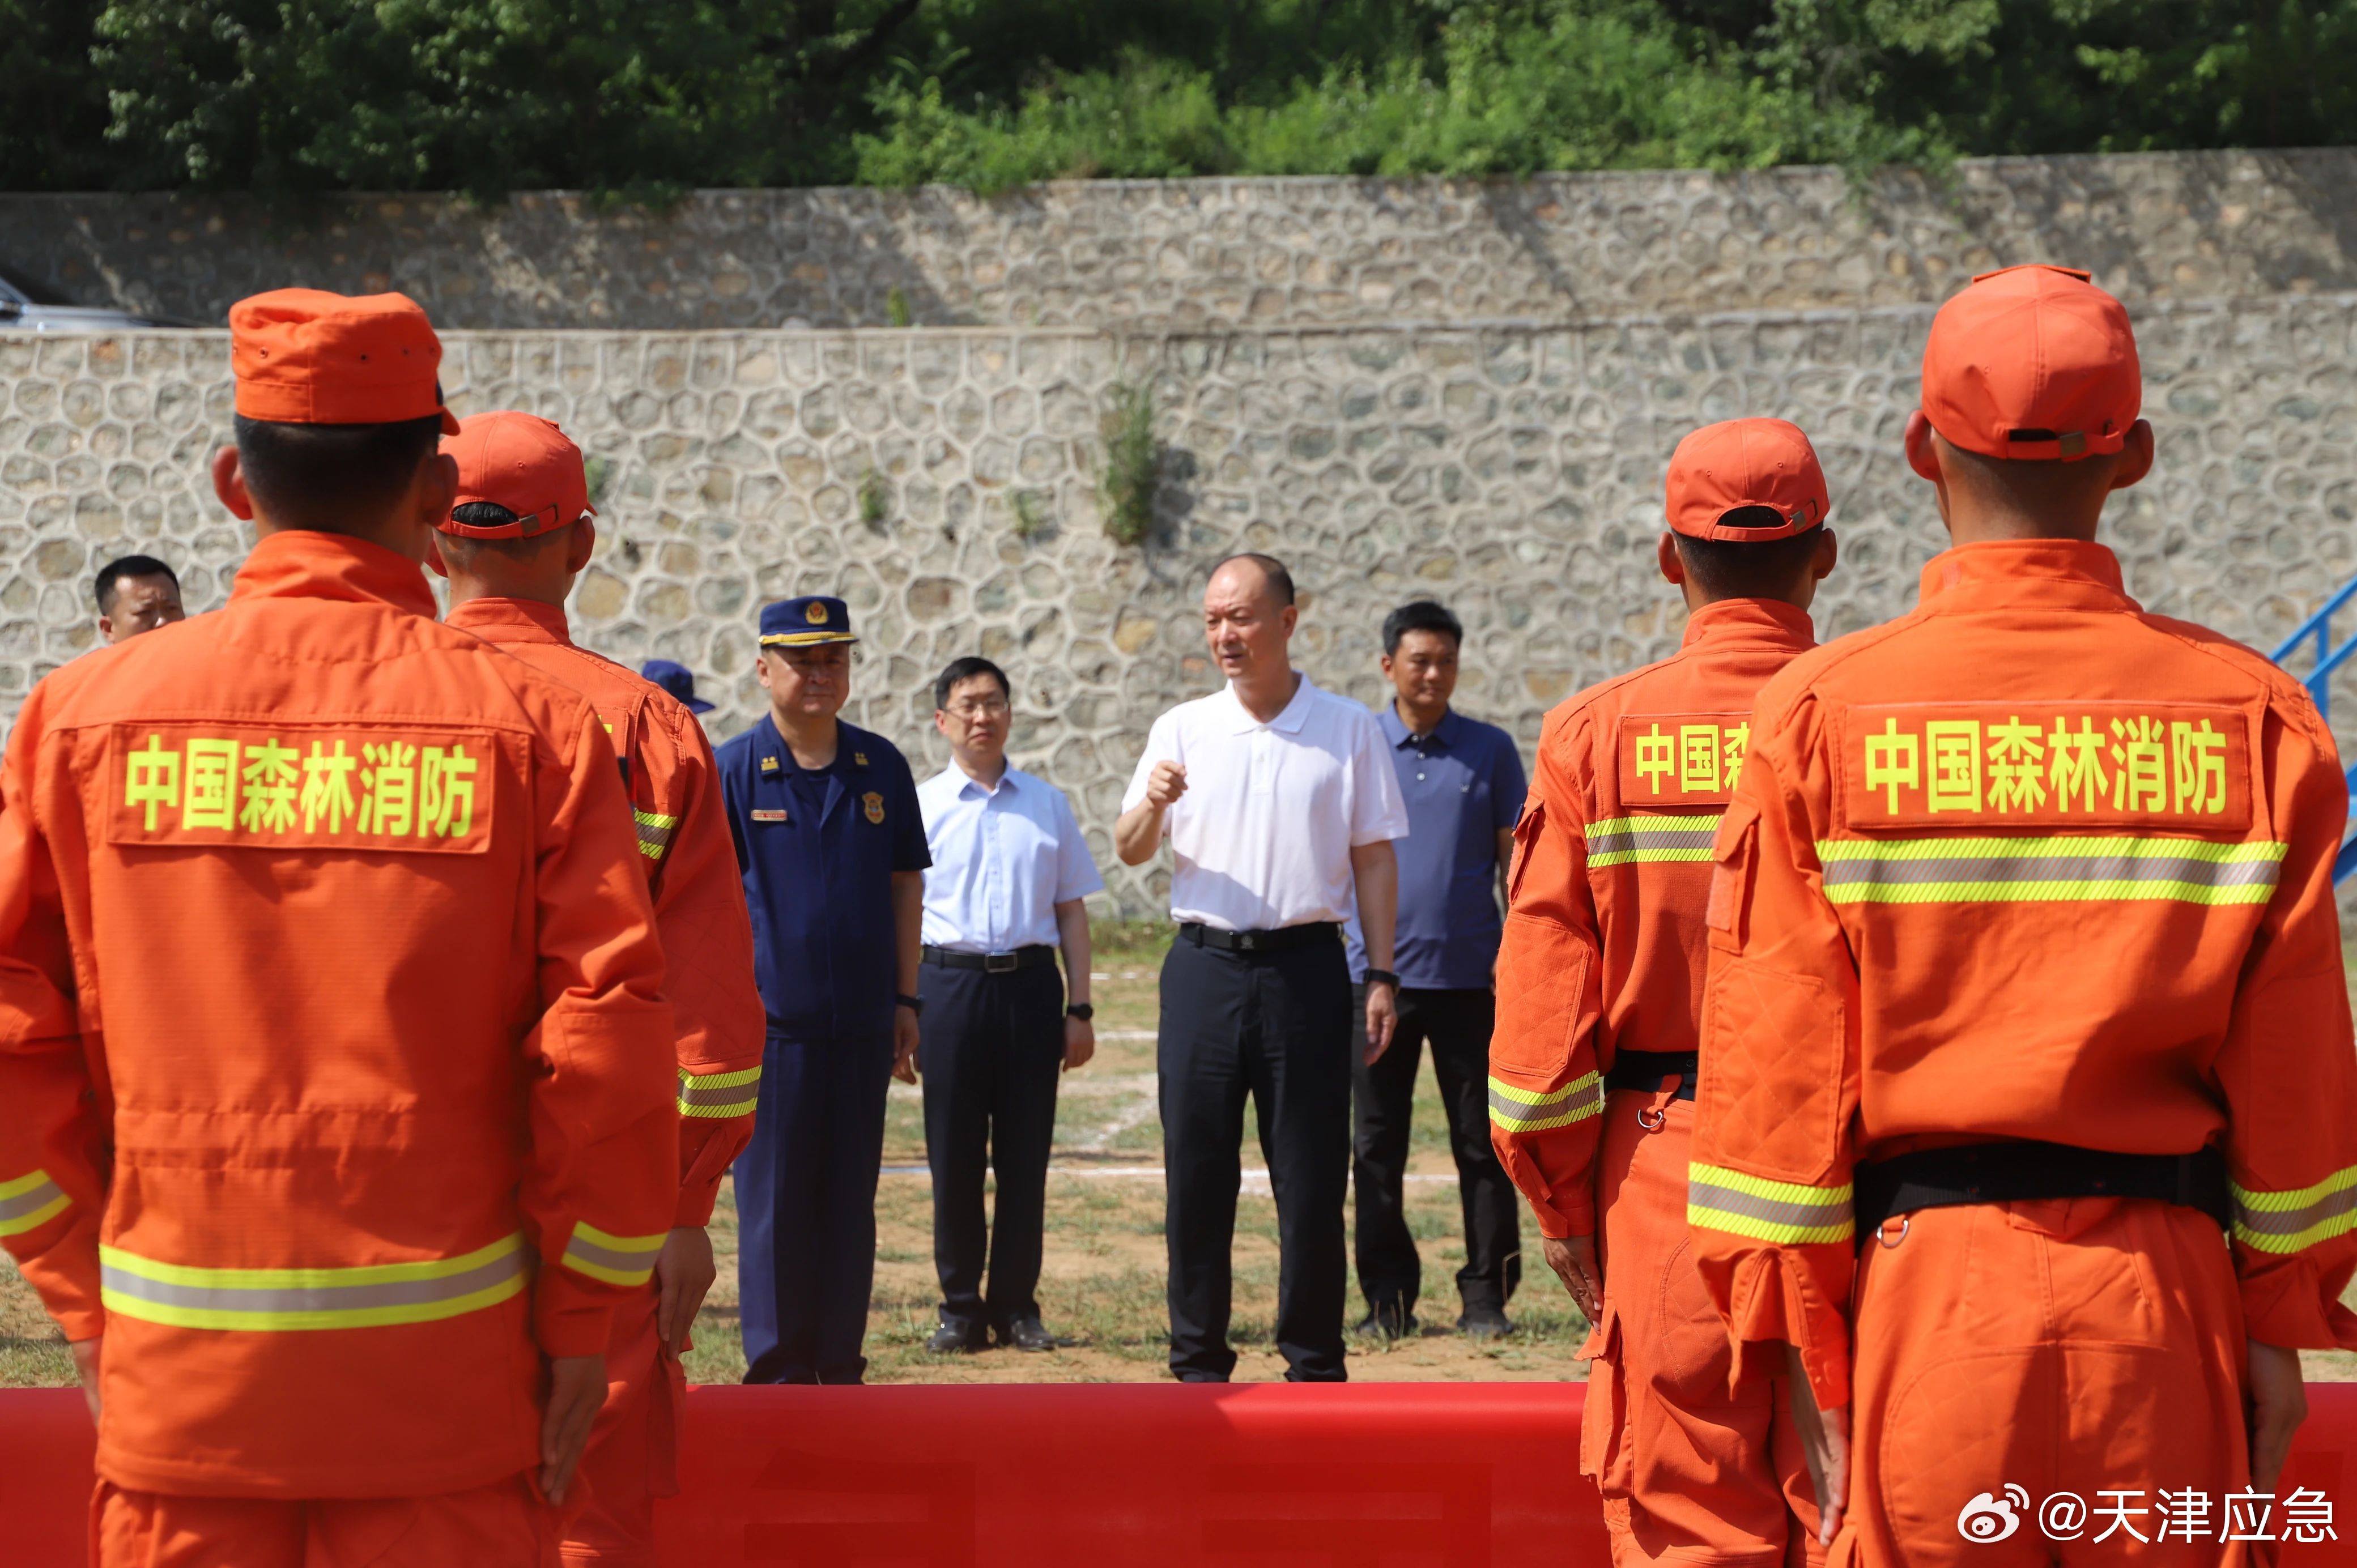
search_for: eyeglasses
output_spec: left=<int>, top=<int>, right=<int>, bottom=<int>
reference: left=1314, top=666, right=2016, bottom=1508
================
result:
left=946, top=697, right=1010, bottom=719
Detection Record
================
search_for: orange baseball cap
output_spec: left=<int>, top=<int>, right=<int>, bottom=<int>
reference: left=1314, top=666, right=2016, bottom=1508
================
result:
left=438, top=412, right=595, bottom=539
left=1665, top=417, right=1830, bottom=541
left=229, top=289, right=460, bottom=433
left=1921, top=264, right=2140, bottom=462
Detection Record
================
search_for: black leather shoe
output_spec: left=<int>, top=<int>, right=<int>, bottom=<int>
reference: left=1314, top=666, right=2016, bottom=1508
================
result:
left=1351, top=1299, right=1417, bottom=1339
left=925, top=1320, right=985, bottom=1354
left=1458, top=1306, right=1514, bottom=1340
left=999, top=1315, right=1060, bottom=1352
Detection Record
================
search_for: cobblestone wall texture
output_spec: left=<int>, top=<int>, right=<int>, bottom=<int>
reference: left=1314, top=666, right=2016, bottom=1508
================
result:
left=4, top=155, right=2354, bottom=913
left=10, top=151, right=2357, bottom=330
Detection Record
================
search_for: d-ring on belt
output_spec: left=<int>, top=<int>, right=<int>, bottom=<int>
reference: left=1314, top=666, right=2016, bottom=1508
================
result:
left=1852, top=1140, right=2230, bottom=1251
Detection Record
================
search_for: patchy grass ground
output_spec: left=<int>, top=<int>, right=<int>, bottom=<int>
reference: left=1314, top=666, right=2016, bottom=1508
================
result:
left=9, top=924, right=2357, bottom=1387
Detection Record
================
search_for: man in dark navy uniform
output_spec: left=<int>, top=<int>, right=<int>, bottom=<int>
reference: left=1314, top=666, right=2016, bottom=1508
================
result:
left=719, top=595, right=929, bottom=1384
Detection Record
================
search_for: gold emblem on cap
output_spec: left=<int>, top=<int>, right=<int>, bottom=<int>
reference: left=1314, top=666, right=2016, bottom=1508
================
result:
left=806, top=602, right=828, bottom=625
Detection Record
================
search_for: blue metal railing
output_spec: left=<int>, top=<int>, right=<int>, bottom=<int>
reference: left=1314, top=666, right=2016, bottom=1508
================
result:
left=2269, top=577, right=2357, bottom=883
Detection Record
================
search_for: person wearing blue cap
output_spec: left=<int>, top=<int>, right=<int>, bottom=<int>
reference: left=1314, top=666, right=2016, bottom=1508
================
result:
left=641, top=658, right=716, bottom=717
left=717, top=594, right=930, bottom=1384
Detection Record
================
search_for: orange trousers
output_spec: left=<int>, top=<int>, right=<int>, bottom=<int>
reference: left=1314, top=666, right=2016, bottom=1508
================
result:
left=93, top=1473, right=558, bottom=1567
left=1839, top=1196, right=2261, bottom=1568
left=561, top=1281, right=684, bottom=1566
left=1590, top=1089, right=1822, bottom=1567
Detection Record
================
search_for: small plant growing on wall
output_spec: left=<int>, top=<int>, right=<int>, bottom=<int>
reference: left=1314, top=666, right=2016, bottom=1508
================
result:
left=1100, top=382, right=1158, bottom=547
left=584, top=454, right=614, bottom=508
left=886, top=287, right=913, bottom=328
left=859, top=469, right=890, bottom=531
left=1011, top=489, right=1049, bottom=540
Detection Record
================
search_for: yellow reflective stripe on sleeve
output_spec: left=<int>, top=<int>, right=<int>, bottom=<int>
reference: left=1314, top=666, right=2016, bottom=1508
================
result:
left=0, top=1169, right=70, bottom=1237
left=2231, top=1165, right=2357, bottom=1254
left=1487, top=1071, right=1602, bottom=1134
left=677, top=1063, right=761, bottom=1119
left=633, top=808, right=680, bottom=862
left=1815, top=836, right=2286, bottom=905
left=562, top=1221, right=666, bottom=1288
left=1585, top=813, right=1724, bottom=866
left=99, top=1234, right=527, bottom=1331
left=1687, top=1162, right=1854, bottom=1245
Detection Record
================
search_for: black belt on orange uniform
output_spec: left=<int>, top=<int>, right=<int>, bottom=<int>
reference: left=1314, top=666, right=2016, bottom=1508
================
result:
left=1852, top=1140, right=2230, bottom=1248
left=1605, top=1050, right=1697, bottom=1102
left=922, top=944, right=1057, bottom=973
left=1177, top=922, right=1338, bottom=955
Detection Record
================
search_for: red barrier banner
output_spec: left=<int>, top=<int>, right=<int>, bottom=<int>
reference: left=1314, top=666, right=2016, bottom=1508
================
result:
left=2, top=1383, right=2353, bottom=1565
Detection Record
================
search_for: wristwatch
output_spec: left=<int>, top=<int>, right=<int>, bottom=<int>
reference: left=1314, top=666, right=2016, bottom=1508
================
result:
left=1362, top=968, right=1401, bottom=990
left=896, top=992, right=925, bottom=1016
left=1066, top=1003, right=1095, bottom=1022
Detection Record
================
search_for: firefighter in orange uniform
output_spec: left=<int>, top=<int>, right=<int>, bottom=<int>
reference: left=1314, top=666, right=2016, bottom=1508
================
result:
left=431, top=410, right=767, bottom=1568
left=1691, top=264, right=2357, bottom=1566
left=1490, top=416, right=1836, bottom=1565
left=0, top=290, right=679, bottom=1567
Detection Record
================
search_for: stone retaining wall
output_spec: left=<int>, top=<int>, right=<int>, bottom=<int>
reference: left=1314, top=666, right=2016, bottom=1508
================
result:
left=7, top=283, right=2352, bottom=911
left=8, top=151, right=2357, bottom=331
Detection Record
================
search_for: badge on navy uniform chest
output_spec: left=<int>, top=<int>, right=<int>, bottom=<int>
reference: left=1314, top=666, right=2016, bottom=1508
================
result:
left=862, top=790, right=885, bottom=824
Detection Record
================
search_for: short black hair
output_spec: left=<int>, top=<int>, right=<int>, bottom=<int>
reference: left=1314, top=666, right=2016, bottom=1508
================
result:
left=436, top=502, right=569, bottom=563
left=1213, top=552, right=1295, bottom=606
left=1382, top=599, right=1463, bottom=656
left=233, top=412, right=445, bottom=534
left=1672, top=509, right=1826, bottom=598
left=934, top=656, right=1011, bottom=711
left=95, top=555, right=178, bottom=614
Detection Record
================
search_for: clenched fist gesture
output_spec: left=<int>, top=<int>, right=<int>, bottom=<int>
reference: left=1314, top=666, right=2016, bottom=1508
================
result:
left=1142, top=760, right=1189, bottom=807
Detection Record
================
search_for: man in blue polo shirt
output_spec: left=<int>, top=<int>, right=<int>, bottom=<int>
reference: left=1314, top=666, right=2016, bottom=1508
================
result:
left=1348, top=599, right=1528, bottom=1340
left=718, top=594, right=930, bottom=1384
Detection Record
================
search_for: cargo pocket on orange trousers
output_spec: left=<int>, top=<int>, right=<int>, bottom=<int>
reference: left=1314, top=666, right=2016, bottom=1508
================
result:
left=1579, top=1305, right=1630, bottom=1493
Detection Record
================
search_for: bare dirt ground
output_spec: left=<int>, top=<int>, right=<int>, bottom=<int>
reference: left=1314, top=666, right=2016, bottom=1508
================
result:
left=8, top=927, right=2355, bottom=1387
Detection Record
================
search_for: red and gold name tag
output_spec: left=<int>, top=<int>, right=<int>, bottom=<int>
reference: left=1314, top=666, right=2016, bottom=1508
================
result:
left=1616, top=713, right=1752, bottom=806
left=107, top=724, right=500, bottom=853
left=1837, top=702, right=2254, bottom=832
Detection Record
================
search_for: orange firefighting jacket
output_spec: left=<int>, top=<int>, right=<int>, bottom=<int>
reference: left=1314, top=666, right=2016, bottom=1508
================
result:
left=0, top=531, right=678, bottom=1498
left=444, top=596, right=765, bottom=1228
left=1490, top=598, right=1817, bottom=1238
left=1691, top=539, right=2357, bottom=1413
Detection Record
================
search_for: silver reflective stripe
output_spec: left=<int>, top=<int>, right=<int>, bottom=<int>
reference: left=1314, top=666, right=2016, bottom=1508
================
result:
left=1816, top=836, right=2287, bottom=905
left=561, top=1222, right=666, bottom=1286
left=2232, top=1165, right=2357, bottom=1254
left=1586, top=813, right=1723, bottom=866
left=1486, top=1072, right=1603, bottom=1133
left=0, top=1170, right=69, bottom=1237
left=98, top=1234, right=529, bottom=1330
left=677, top=1064, right=761, bottom=1118
left=1686, top=1177, right=1853, bottom=1234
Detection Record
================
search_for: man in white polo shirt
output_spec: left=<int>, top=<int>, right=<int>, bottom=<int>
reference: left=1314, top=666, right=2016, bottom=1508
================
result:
left=914, top=655, right=1104, bottom=1358
left=1116, top=553, right=1409, bottom=1382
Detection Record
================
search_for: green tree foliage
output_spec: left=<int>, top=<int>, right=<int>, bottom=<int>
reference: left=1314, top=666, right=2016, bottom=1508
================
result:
left=7, top=0, right=2357, bottom=194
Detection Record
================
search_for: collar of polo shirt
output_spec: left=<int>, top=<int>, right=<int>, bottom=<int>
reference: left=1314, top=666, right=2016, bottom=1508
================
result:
left=1381, top=704, right=1460, bottom=750
left=1223, top=672, right=1315, bottom=735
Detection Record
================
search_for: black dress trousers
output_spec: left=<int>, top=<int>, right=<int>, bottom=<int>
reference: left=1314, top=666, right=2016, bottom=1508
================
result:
left=1158, top=930, right=1354, bottom=1382
left=1350, top=984, right=1522, bottom=1319
left=917, top=960, right=1066, bottom=1333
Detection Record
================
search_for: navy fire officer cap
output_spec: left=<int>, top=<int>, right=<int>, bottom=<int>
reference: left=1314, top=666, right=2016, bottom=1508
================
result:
left=640, top=658, right=714, bottom=714
left=759, top=595, right=858, bottom=648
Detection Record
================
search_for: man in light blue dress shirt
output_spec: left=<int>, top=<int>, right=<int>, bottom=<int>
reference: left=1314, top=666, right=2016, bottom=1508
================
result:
left=915, top=655, right=1105, bottom=1354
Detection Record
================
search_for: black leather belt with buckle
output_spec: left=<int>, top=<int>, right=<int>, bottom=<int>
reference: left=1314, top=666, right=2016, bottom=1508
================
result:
left=921, top=944, right=1058, bottom=973
left=1177, top=922, right=1339, bottom=955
